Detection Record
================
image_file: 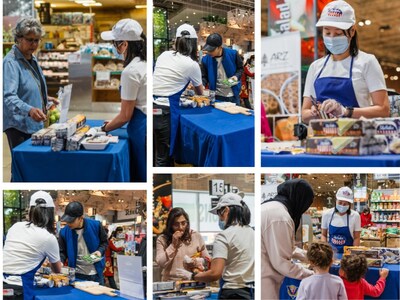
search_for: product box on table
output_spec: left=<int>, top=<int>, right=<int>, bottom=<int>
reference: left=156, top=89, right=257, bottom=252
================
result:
left=309, top=118, right=375, bottom=137
left=306, top=136, right=388, bottom=155
left=32, top=128, right=53, bottom=145
left=371, top=247, right=400, bottom=264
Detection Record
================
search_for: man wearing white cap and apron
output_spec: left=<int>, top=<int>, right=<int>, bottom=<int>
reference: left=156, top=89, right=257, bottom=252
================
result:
left=321, top=186, right=361, bottom=253
left=302, top=0, right=389, bottom=123
left=3, top=191, right=62, bottom=300
left=99, top=19, right=147, bottom=182
left=153, top=24, right=204, bottom=166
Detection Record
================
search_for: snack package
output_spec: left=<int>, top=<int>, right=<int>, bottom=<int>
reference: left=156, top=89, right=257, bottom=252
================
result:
left=82, top=254, right=103, bottom=264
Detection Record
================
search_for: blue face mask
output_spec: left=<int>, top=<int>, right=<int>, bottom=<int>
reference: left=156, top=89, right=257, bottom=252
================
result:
left=218, top=220, right=226, bottom=230
left=112, top=45, right=124, bottom=60
left=323, top=35, right=350, bottom=55
left=336, top=204, right=349, bottom=214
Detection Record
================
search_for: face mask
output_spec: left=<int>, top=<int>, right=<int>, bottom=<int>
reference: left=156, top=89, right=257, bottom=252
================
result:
left=336, top=204, right=349, bottom=214
left=112, top=45, right=124, bottom=60
left=323, top=35, right=350, bottom=55
left=218, top=220, right=226, bottom=230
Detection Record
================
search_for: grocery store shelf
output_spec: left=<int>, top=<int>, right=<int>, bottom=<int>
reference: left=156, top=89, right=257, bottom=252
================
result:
left=92, top=71, right=122, bottom=75
left=93, top=56, right=122, bottom=60
left=371, top=200, right=400, bottom=203
left=372, top=220, right=400, bottom=223
left=373, top=209, right=400, bottom=212
left=93, top=88, right=119, bottom=91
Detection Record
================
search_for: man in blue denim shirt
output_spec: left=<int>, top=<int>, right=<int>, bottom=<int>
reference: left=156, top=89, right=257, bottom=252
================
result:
left=3, top=18, right=58, bottom=152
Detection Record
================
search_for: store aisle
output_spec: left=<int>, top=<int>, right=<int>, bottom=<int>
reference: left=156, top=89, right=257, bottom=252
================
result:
left=3, top=111, right=117, bottom=182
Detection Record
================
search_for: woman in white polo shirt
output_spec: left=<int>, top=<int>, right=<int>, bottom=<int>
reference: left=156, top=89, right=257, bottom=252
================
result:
left=3, top=191, right=62, bottom=300
left=178, top=193, right=254, bottom=299
left=100, top=19, right=147, bottom=182
left=321, top=186, right=361, bottom=253
left=153, top=24, right=204, bottom=166
left=302, top=0, right=389, bottom=123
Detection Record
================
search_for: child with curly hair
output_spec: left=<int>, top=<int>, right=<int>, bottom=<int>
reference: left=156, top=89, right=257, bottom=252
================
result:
left=340, top=255, right=389, bottom=299
left=297, top=242, right=347, bottom=300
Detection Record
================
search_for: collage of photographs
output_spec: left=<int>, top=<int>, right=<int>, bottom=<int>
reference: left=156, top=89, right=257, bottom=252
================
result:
left=1, top=0, right=400, bottom=300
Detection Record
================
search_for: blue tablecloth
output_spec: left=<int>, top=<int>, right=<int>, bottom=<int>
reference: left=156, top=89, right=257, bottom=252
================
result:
left=12, top=120, right=130, bottom=182
left=175, top=107, right=254, bottom=166
left=280, top=261, right=400, bottom=300
left=261, top=151, right=400, bottom=167
left=34, top=285, right=135, bottom=300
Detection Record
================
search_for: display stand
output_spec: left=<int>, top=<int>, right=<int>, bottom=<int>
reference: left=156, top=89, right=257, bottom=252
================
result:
left=91, top=56, right=123, bottom=102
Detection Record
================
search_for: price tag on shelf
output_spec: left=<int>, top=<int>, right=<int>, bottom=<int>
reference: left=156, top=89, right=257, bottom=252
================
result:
left=209, top=179, right=224, bottom=196
left=96, top=70, right=111, bottom=81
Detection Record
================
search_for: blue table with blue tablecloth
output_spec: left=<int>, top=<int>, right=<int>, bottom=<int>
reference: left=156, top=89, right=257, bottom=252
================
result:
left=261, top=150, right=400, bottom=167
left=11, top=120, right=130, bottom=182
left=279, top=260, right=400, bottom=300
left=175, top=106, right=254, bottom=167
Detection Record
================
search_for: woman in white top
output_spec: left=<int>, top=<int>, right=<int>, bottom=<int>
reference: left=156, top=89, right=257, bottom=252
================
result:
left=179, top=193, right=254, bottom=299
left=153, top=24, right=204, bottom=166
left=321, top=186, right=361, bottom=253
left=3, top=191, right=63, bottom=300
left=302, top=0, right=389, bottom=123
left=261, top=179, right=315, bottom=299
left=100, top=19, right=147, bottom=182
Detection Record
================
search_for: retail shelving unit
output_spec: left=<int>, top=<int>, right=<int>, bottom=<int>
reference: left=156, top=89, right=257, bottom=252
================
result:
left=370, top=189, right=400, bottom=224
left=91, top=55, right=123, bottom=102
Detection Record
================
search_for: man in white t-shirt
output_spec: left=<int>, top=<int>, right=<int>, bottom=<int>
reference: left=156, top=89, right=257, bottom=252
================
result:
left=321, top=186, right=361, bottom=253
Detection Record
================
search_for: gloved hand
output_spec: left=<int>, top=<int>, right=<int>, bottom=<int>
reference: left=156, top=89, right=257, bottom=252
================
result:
left=320, top=99, right=346, bottom=117
left=176, top=268, right=192, bottom=280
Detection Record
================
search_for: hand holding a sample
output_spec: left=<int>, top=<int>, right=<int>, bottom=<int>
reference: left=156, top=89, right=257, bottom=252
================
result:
left=176, top=268, right=193, bottom=280
left=29, top=107, right=47, bottom=122
left=320, top=99, right=346, bottom=117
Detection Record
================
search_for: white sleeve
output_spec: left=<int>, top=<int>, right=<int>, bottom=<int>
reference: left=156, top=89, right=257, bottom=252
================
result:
left=189, top=62, right=202, bottom=87
left=321, top=211, right=330, bottom=230
left=121, top=69, right=141, bottom=101
left=212, top=233, right=228, bottom=260
left=45, top=235, right=61, bottom=263
left=296, top=280, right=308, bottom=300
left=303, top=62, right=317, bottom=98
left=363, top=55, right=387, bottom=93
left=352, top=212, right=362, bottom=232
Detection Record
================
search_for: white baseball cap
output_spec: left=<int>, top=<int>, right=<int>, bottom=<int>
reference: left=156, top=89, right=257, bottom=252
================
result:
left=209, top=193, right=243, bottom=215
left=336, top=186, right=354, bottom=203
left=30, top=191, right=55, bottom=208
left=316, top=0, right=355, bottom=30
left=101, top=19, right=143, bottom=41
left=176, top=24, right=198, bottom=39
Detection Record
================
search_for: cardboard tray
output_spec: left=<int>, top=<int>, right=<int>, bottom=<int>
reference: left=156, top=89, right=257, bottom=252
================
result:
left=214, top=105, right=252, bottom=115
left=74, top=285, right=117, bottom=296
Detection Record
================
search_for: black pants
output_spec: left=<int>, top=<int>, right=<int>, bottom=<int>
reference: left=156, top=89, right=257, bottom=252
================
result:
left=219, top=288, right=254, bottom=299
left=4, top=128, right=31, bottom=151
left=153, top=105, right=173, bottom=167
left=3, top=283, right=23, bottom=299
left=106, top=275, right=118, bottom=289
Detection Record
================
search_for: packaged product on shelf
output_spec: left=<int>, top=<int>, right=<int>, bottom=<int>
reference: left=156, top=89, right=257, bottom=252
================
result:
left=309, top=118, right=375, bottom=137
left=371, top=247, right=400, bottom=264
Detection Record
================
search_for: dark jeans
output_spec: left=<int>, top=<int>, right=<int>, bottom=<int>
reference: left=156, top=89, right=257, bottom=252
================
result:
left=3, top=283, right=23, bottom=299
left=153, top=104, right=173, bottom=167
left=216, top=94, right=240, bottom=105
left=4, top=128, right=31, bottom=151
left=4, top=128, right=31, bottom=182
left=76, top=273, right=104, bottom=286
left=219, top=288, right=254, bottom=299
left=106, top=275, right=118, bottom=289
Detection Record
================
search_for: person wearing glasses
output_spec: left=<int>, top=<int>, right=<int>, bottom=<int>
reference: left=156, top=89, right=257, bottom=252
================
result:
left=178, top=193, right=255, bottom=299
left=155, top=207, right=210, bottom=281
left=100, top=19, right=147, bottom=182
left=3, top=18, right=58, bottom=158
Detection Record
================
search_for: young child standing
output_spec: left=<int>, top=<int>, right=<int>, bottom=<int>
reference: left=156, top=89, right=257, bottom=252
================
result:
left=297, top=242, right=347, bottom=300
left=340, top=255, right=389, bottom=299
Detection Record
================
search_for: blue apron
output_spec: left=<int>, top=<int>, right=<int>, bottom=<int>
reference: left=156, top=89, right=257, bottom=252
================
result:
left=4, top=258, right=45, bottom=300
left=328, top=211, right=354, bottom=254
left=314, top=54, right=359, bottom=108
left=127, top=109, right=146, bottom=182
left=168, top=84, right=189, bottom=157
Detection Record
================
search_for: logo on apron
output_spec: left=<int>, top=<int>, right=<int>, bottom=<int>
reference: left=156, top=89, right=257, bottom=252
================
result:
left=331, top=234, right=347, bottom=245
left=287, top=284, right=298, bottom=299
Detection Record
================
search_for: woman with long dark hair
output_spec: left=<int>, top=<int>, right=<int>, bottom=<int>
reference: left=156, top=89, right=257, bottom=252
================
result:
left=155, top=207, right=209, bottom=281
left=182, top=193, right=254, bottom=299
left=3, top=191, right=62, bottom=300
left=100, top=19, right=147, bottom=182
left=153, top=24, right=204, bottom=166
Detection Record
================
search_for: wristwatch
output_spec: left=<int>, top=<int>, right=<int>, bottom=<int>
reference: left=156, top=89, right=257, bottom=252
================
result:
left=101, top=122, right=108, bottom=132
left=345, top=107, right=354, bottom=118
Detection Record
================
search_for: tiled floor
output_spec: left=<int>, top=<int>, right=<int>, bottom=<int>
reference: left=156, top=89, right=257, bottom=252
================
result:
left=3, top=110, right=118, bottom=182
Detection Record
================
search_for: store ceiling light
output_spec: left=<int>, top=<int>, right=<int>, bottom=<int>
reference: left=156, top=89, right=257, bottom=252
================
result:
left=396, top=67, right=400, bottom=72
left=135, top=5, right=147, bottom=9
